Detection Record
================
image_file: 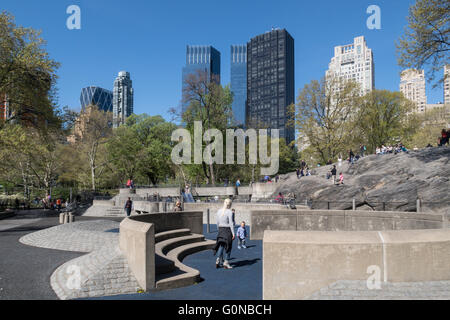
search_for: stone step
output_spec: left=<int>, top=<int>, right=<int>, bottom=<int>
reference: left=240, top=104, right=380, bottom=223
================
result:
left=155, top=239, right=215, bottom=291
left=156, top=234, right=205, bottom=256
left=155, top=229, right=191, bottom=243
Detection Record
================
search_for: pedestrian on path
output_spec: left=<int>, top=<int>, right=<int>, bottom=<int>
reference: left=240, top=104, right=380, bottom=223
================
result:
left=124, top=197, right=133, bottom=217
left=213, top=199, right=235, bottom=269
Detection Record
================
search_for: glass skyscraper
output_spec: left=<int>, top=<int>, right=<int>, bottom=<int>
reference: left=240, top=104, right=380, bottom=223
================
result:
left=246, top=29, right=295, bottom=144
left=80, top=86, right=113, bottom=112
left=181, top=45, right=221, bottom=115
left=113, top=71, right=134, bottom=128
left=230, top=44, right=247, bottom=126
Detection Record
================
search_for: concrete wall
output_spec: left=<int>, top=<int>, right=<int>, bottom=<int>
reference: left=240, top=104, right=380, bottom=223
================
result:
left=136, top=188, right=180, bottom=197
left=119, top=218, right=155, bottom=291
left=125, top=211, right=203, bottom=235
left=251, top=182, right=278, bottom=201
left=263, top=229, right=450, bottom=299
left=92, top=200, right=115, bottom=206
left=184, top=202, right=292, bottom=226
left=251, top=209, right=445, bottom=240
left=119, top=211, right=204, bottom=291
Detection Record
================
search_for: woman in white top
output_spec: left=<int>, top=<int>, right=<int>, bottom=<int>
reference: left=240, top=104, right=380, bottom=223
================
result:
left=213, top=198, right=235, bottom=269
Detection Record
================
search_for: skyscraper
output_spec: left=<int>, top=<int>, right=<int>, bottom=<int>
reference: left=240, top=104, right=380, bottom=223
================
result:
left=230, top=44, right=247, bottom=126
left=113, top=71, right=134, bottom=128
left=246, top=28, right=295, bottom=143
left=326, top=36, right=375, bottom=95
left=444, top=65, right=450, bottom=105
left=0, top=93, right=9, bottom=121
left=181, top=45, right=221, bottom=115
left=80, top=86, right=113, bottom=112
left=400, top=69, right=427, bottom=112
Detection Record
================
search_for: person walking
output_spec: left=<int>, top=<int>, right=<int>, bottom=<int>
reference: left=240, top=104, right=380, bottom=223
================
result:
left=331, top=165, right=337, bottom=185
left=349, top=149, right=355, bottom=164
left=213, top=199, right=235, bottom=269
left=236, top=221, right=248, bottom=249
left=124, top=197, right=133, bottom=217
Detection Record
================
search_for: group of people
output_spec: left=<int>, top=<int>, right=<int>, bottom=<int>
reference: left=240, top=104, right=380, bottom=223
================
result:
left=326, top=165, right=344, bottom=185
left=375, top=143, right=408, bottom=155
left=124, top=197, right=184, bottom=216
left=296, top=160, right=311, bottom=179
left=42, top=196, right=68, bottom=211
left=214, top=199, right=248, bottom=269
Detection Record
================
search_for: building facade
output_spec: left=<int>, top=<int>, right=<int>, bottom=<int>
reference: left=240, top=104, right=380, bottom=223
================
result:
left=181, top=45, right=221, bottom=116
left=113, top=71, right=134, bottom=128
left=326, top=36, right=375, bottom=95
left=246, top=29, right=295, bottom=144
left=444, top=65, right=450, bottom=105
left=400, top=69, right=427, bottom=112
left=230, top=44, right=247, bottom=126
left=80, top=86, right=113, bottom=112
left=0, top=93, right=10, bottom=121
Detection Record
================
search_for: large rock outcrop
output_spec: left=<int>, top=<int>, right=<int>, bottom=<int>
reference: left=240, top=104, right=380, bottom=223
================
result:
left=274, top=147, right=450, bottom=213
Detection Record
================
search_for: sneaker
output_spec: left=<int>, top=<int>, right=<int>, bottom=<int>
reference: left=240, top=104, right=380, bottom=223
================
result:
left=223, top=261, right=233, bottom=269
left=242, top=245, right=247, bottom=249
left=216, top=258, right=220, bottom=269
left=237, top=245, right=241, bottom=249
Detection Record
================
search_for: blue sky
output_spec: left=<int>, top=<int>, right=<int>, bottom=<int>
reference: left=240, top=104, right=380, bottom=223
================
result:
left=1, top=0, right=445, bottom=119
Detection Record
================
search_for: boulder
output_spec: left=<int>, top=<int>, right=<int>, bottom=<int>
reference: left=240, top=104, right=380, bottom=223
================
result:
left=275, top=147, right=450, bottom=213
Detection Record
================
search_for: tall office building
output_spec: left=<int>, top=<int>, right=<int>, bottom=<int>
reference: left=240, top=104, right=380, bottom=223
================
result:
left=181, top=45, right=221, bottom=115
left=113, top=71, right=134, bottom=128
left=326, top=36, right=375, bottom=95
left=0, top=93, right=9, bottom=121
left=246, top=28, right=295, bottom=143
left=230, top=44, right=247, bottom=126
left=444, top=65, right=450, bottom=105
left=80, top=86, right=113, bottom=112
left=400, top=69, right=427, bottom=112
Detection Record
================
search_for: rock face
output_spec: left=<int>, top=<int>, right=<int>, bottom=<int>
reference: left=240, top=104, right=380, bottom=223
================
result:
left=274, top=147, right=450, bottom=213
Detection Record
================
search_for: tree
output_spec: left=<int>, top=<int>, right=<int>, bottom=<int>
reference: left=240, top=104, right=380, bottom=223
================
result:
left=0, top=11, right=60, bottom=129
left=295, top=76, right=361, bottom=164
left=73, top=106, right=112, bottom=191
left=397, top=0, right=450, bottom=85
left=181, top=70, right=234, bottom=184
left=107, top=114, right=177, bottom=186
left=355, top=90, right=418, bottom=152
left=404, top=104, right=450, bottom=148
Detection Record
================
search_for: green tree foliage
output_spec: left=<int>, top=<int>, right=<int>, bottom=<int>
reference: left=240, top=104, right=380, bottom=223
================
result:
left=180, top=70, right=234, bottom=185
left=0, top=11, right=60, bottom=129
left=107, top=114, right=178, bottom=186
left=355, top=90, right=418, bottom=152
left=397, top=0, right=450, bottom=85
left=295, top=76, right=361, bottom=164
left=404, top=105, right=450, bottom=148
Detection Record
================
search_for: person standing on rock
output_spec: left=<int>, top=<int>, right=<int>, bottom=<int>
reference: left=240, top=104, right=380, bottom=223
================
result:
left=331, top=165, right=337, bottom=185
left=124, top=197, right=133, bottom=217
left=213, top=199, right=235, bottom=269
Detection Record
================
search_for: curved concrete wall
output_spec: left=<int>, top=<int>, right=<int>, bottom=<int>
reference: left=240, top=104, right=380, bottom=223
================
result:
left=263, top=229, right=450, bottom=299
left=119, top=211, right=203, bottom=291
left=251, top=209, right=445, bottom=240
left=184, top=202, right=295, bottom=227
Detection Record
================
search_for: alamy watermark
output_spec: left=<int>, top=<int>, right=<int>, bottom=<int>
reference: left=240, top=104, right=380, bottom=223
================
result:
left=366, top=5, right=381, bottom=30
left=66, top=5, right=81, bottom=30
left=171, top=121, right=279, bottom=176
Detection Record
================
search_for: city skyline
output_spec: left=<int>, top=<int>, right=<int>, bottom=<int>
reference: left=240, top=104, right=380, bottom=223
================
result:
left=1, top=0, right=446, bottom=121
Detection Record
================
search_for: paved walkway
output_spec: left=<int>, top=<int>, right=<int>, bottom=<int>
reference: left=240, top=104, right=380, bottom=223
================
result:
left=91, top=225, right=263, bottom=300
left=305, top=280, right=450, bottom=300
left=0, top=216, right=83, bottom=300
left=19, top=220, right=140, bottom=299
